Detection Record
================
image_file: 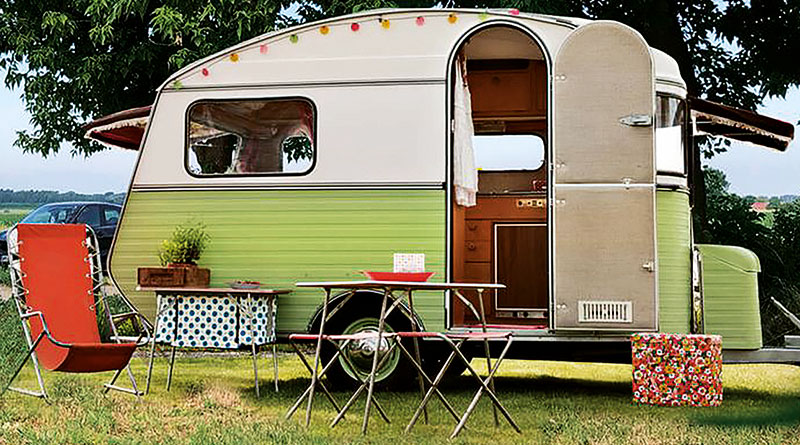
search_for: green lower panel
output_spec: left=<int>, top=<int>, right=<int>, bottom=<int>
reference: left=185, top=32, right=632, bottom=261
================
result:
left=656, top=190, right=691, bottom=333
left=697, top=244, right=762, bottom=349
left=110, top=189, right=446, bottom=333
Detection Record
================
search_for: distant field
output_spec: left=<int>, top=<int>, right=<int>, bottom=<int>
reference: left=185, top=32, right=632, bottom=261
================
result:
left=0, top=205, right=33, bottom=230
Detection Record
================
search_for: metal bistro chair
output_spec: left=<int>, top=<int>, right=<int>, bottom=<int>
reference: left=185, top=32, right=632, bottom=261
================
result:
left=4, top=224, right=150, bottom=400
left=285, top=331, right=392, bottom=427
left=331, top=287, right=521, bottom=438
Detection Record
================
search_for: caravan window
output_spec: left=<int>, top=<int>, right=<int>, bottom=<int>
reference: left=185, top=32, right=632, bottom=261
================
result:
left=655, top=96, right=686, bottom=175
left=186, top=99, right=315, bottom=176
left=473, top=134, right=545, bottom=171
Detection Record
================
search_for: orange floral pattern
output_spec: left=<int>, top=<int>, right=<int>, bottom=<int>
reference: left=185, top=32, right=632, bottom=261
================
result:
left=631, top=333, right=722, bottom=407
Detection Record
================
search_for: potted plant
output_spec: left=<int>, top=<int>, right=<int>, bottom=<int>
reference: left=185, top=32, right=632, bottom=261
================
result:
left=137, top=221, right=211, bottom=288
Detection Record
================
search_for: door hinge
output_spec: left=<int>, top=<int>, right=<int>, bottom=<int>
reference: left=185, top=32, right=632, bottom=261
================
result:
left=619, top=114, right=653, bottom=127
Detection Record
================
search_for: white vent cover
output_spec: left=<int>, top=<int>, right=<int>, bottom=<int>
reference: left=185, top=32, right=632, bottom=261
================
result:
left=578, top=301, right=633, bottom=323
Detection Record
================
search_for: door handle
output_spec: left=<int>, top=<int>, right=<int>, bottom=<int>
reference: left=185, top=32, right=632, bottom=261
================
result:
left=619, top=114, right=653, bottom=127
left=642, top=261, right=655, bottom=272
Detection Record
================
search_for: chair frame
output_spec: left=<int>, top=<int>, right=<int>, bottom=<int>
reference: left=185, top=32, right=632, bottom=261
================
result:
left=5, top=224, right=151, bottom=400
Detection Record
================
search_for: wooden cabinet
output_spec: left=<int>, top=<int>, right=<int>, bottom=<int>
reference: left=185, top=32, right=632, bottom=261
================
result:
left=452, top=194, right=548, bottom=326
left=469, top=60, right=547, bottom=120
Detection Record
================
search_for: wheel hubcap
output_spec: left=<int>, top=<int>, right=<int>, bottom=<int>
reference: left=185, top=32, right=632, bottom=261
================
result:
left=340, top=318, right=400, bottom=382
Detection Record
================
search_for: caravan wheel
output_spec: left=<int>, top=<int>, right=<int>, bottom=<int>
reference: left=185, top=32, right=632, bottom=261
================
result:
left=320, top=304, right=415, bottom=390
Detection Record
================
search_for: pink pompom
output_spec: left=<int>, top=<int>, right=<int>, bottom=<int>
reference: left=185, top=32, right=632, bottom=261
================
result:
left=351, top=22, right=360, bottom=31
left=260, top=44, right=268, bottom=54
left=509, top=8, right=520, bottom=15
left=201, top=68, right=209, bottom=76
left=416, top=16, right=425, bottom=26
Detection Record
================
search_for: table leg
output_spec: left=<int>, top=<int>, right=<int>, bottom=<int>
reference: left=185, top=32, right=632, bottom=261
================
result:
left=271, top=296, right=279, bottom=393
left=476, top=288, right=499, bottom=427
left=406, top=289, right=428, bottom=424
left=166, top=345, right=177, bottom=392
left=362, top=287, right=390, bottom=435
left=273, top=343, right=279, bottom=393
left=146, top=325, right=156, bottom=395
left=247, top=295, right=260, bottom=398
left=305, top=287, right=331, bottom=428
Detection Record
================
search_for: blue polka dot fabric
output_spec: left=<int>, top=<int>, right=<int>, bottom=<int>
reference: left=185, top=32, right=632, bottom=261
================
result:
left=154, top=295, right=177, bottom=344
left=153, top=292, right=277, bottom=349
left=238, top=296, right=277, bottom=346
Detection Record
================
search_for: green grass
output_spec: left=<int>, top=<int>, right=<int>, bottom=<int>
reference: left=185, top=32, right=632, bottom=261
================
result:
left=1, top=353, right=799, bottom=444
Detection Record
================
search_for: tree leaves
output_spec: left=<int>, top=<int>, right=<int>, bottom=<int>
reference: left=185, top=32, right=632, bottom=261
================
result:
left=1, top=0, right=798, bottom=157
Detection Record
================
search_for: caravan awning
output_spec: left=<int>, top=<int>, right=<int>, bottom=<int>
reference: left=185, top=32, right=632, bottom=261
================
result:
left=689, top=97, right=794, bottom=151
left=83, top=106, right=151, bottom=150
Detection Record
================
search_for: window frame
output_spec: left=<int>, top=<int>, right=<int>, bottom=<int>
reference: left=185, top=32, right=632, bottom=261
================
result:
left=183, top=96, right=318, bottom=179
left=655, top=93, right=689, bottom=178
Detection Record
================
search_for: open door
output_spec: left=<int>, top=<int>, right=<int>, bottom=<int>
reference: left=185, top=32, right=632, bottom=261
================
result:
left=553, top=22, right=657, bottom=331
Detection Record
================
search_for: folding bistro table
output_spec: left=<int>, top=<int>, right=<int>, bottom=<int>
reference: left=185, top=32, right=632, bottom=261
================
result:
left=290, top=280, right=517, bottom=437
left=141, top=287, right=289, bottom=397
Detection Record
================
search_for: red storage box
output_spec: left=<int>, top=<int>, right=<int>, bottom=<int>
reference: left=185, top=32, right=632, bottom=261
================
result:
left=631, top=333, right=722, bottom=407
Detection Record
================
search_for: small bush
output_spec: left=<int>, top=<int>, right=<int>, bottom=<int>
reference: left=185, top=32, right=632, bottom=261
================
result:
left=158, top=221, right=211, bottom=266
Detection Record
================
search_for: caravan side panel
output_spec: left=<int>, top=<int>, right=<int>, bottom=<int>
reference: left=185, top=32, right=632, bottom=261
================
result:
left=111, top=189, right=446, bottom=333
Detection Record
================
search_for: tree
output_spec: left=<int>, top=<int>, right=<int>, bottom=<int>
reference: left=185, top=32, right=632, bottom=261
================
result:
left=0, top=0, right=296, bottom=157
left=2, top=0, right=799, bottom=157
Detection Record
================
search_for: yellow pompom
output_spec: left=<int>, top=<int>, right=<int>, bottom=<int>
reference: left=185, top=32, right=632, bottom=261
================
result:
left=320, top=25, right=330, bottom=35
left=229, top=53, right=239, bottom=62
left=381, top=19, right=390, bottom=29
left=448, top=13, right=458, bottom=24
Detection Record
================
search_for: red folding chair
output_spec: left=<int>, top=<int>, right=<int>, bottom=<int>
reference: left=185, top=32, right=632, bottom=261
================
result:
left=5, top=224, right=149, bottom=400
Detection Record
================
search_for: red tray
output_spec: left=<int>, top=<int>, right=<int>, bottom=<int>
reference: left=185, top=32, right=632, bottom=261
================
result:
left=361, top=271, right=435, bottom=282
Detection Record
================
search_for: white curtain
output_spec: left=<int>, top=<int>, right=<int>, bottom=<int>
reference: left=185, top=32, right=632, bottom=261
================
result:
left=453, top=57, right=477, bottom=207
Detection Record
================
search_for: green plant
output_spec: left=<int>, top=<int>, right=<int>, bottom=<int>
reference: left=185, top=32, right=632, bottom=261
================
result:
left=157, top=221, right=211, bottom=266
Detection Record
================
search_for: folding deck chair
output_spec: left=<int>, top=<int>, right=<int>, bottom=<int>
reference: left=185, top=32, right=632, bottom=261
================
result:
left=4, top=224, right=150, bottom=400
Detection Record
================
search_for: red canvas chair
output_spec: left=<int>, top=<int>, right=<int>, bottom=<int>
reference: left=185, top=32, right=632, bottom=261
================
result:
left=5, top=223, right=149, bottom=399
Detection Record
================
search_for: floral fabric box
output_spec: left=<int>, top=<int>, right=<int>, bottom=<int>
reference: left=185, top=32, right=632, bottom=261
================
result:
left=631, top=333, right=722, bottom=407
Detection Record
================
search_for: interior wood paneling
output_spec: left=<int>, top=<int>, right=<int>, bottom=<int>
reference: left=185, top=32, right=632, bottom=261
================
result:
left=469, top=60, right=547, bottom=120
left=495, top=224, right=548, bottom=310
left=452, top=194, right=548, bottom=327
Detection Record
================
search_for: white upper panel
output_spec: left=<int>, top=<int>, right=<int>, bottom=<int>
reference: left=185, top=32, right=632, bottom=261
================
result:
left=163, top=10, right=573, bottom=90
left=134, top=9, right=687, bottom=188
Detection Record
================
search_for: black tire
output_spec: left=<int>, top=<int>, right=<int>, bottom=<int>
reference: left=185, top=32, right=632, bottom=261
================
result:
left=318, top=297, right=418, bottom=390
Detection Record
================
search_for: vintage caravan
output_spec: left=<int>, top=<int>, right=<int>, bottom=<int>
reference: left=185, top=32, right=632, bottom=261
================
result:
left=84, top=8, right=797, bottom=386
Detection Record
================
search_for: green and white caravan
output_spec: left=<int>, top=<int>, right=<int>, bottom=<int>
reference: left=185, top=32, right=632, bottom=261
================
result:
left=85, top=8, right=797, bottom=386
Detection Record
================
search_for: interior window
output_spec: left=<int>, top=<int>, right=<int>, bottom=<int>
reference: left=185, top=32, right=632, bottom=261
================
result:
left=187, top=99, right=315, bottom=176
left=655, top=96, right=686, bottom=175
left=103, top=207, right=120, bottom=226
left=473, top=134, right=545, bottom=171
left=76, top=205, right=101, bottom=227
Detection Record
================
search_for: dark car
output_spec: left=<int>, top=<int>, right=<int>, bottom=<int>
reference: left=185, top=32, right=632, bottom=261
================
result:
left=0, top=202, right=122, bottom=269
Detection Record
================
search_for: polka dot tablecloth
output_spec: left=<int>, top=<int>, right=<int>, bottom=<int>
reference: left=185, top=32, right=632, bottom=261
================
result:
left=154, top=293, right=277, bottom=348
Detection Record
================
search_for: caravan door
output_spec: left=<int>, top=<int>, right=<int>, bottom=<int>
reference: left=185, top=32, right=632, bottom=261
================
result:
left=552, top=22, right=657, bottom=331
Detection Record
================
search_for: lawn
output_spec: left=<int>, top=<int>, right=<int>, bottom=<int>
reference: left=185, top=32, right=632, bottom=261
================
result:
left=1, top=351, right=799, bottom=444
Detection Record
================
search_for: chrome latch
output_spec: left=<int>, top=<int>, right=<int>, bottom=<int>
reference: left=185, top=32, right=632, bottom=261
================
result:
left=619, top=114, right=653, bottom=127
left=642, top=261, right=655, bottom=272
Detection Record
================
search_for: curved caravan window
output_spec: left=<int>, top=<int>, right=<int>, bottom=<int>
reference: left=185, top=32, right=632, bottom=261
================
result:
left=473, top=134, right=545, bottom=171
left=187, top=99, right=315, bottom=176
left=656, top=96, right=686, bottom=175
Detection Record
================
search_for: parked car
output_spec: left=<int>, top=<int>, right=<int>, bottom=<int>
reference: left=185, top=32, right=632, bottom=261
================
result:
left=0, top=202, right=121, bottom=269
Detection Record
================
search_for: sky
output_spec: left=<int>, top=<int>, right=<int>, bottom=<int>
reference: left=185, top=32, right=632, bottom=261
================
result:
left=1, top=78, right=798, bottom=196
